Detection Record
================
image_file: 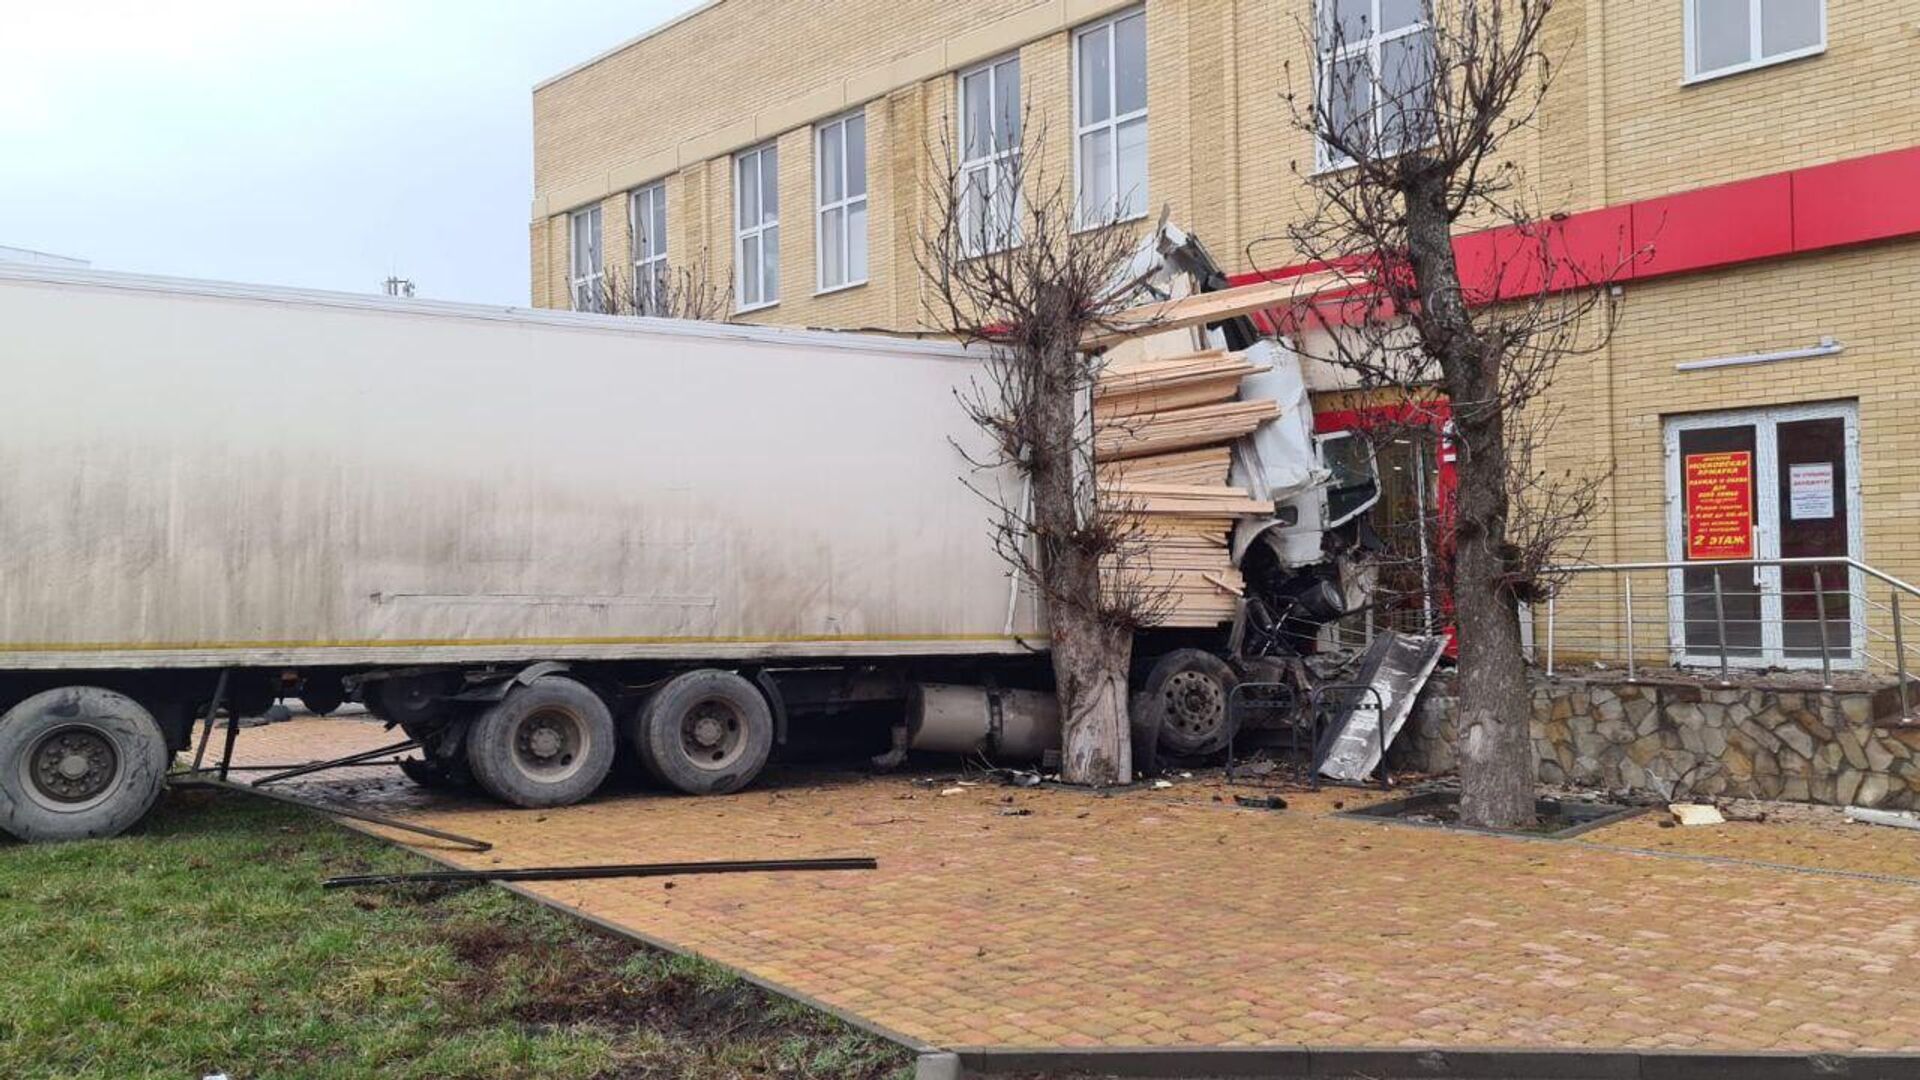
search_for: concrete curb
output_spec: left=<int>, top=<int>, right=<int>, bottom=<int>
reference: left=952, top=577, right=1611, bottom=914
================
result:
left=942, top=1046, right=1920, bottom=1078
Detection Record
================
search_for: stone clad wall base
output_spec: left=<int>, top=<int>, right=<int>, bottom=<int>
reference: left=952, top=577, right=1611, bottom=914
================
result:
left=1395, top=675, right=1920, bottom=810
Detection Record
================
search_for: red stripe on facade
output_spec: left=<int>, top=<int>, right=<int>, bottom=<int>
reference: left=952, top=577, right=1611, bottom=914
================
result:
left=1229, top=145, right=1920, bottom=299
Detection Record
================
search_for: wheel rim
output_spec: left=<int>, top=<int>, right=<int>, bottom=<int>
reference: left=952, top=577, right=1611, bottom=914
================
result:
left=679, top=698, right=746, bottom=771
left=1161, top=670, right=1227, bottom=745
left=512, top=707, right=589, bottom=782
left=24, top=725, right=121, bottom=811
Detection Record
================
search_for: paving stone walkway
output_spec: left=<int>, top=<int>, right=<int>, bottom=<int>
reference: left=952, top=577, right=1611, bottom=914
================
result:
left=222, top=717, right=1920, bottom=1053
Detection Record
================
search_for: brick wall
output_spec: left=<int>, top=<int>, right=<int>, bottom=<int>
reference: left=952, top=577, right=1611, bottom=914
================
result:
left=530, top=0, right=1920, bottom=604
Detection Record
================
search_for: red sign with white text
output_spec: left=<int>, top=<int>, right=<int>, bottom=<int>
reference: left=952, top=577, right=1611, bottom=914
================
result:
left=1684, top=451, right=1755, bottom=560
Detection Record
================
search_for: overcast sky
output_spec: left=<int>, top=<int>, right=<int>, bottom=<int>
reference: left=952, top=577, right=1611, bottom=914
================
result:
left=0, top=1, right=703, bottom=305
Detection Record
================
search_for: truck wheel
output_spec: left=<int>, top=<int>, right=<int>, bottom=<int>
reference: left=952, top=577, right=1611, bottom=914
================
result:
left=628, top=670, right=772, bottom=796
left=1142, top=649, right=1240, bottom=757
left=0, top=687, right=169, bottom=843
left=463, top=677, right=614, bottom=808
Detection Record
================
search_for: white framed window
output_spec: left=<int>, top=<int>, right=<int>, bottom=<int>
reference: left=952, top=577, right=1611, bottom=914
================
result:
left=1317, top=0, right=1433, bottom=169
left=734, top=142, right=780, bottom=311
left=569, top=204, right=603, bottom=312
left=1073, top=6, right=1147, bottom=228
left=630, top=181, right=668, bottom=315
left=815, top=110, right=869, bottom=293
left=1684, top=0, right=1824, bottom=84
left=958, top=54, right=1023, bottom=254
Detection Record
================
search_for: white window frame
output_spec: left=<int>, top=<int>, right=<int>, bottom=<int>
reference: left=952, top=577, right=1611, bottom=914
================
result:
left=815, top=109, right=869, bottom=295
left=957, top=53, right=1024, bottom=255
left=1683, top=0, right=1826, bottom=84
left=1072, top=5, right=1149, bottom=230
left=734, top=142, right=780, bottom=313
left=1315, top=0, right=1431, bottom=172
left=630, top=181, right=668, bottom=315
left=568, top=205, right=603, bottom=313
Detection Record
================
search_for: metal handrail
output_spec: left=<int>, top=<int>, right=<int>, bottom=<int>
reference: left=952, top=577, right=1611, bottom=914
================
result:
left=1537, top=557, right=1917, bottom=718
left=1549, top=556, right=1920, bottom=599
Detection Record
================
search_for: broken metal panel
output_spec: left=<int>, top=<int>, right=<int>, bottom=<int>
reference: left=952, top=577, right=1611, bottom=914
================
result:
left=1315, top=632, right=1447, bottom=782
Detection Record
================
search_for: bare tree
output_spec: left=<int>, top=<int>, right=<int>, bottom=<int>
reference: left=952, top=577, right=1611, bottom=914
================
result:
left=916, top=118, right=1169, bottom=786
left=594, top=257, right=735, bottom=322
left=1275, top=0, right=1626, bottom=827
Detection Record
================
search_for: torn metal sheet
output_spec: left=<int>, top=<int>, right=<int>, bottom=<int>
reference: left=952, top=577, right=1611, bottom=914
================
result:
left=1315, top=632, right=1447, bottom=782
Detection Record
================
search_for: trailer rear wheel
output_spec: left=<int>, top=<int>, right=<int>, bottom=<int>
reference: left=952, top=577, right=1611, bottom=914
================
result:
left=1142, top=649, right=1240, bottom=757
left=628, top=670, right=772, bottom=796
left=463, top=677, right=614, bottom=808
left=0, top=687, right=169, bottom=843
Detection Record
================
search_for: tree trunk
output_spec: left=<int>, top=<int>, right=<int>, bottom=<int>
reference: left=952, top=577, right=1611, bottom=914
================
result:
left=1051, top=614, right=1133, bottom=786
left=1448, top=419, right=1538, bottom=828
left=1029, top=323, right=1133, bottom=787
left=1402, top=173, right=1537, bottom=829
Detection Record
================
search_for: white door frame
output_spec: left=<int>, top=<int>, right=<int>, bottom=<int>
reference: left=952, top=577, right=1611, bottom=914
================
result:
left=1662, top=401, right=1864, bottom=670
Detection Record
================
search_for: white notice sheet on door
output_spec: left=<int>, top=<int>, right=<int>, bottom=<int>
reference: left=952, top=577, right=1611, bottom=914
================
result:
left=1789, top=462, right=1834, bottom=520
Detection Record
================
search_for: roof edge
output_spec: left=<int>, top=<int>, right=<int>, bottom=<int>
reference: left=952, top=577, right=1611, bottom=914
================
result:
left=533, top=0, right=727, bottom=94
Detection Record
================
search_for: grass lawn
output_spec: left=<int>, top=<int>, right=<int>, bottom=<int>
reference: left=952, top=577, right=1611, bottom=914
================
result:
left=0, top=787, right=912, bottom=1080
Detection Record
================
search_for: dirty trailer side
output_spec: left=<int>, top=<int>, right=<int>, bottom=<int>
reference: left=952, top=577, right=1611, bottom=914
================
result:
left=0, top=264, right=1359, bottom=842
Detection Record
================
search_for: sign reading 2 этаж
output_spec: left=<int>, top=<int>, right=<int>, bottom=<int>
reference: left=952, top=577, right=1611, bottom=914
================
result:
left=1684, top=450, right=1755, bottom=560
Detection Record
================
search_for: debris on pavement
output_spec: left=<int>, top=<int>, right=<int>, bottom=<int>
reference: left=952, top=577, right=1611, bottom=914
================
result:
left=1235, top=794, right=1289, bottom=811
left=939, top=787, right=966, bottom=796
left=322, top=856, right=879, bottom=890
left=1151, top=779, right=1174, bottom=790
left=1670, top=803, right=1727, bottom=827
left=1845, top=807, right=1920, bottom=831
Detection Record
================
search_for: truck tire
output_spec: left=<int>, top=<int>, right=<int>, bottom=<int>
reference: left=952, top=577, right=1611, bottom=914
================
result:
left=463, top=677, right=615, bottom=808
left=627, top=670, right=772, bottom=796
left=1142, top=649, right=1240, bottom=757
left=0, top=687, right=169, bottom=843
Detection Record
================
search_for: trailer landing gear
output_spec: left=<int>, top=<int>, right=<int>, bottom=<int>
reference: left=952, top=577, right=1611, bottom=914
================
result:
left=0, top=687, right=170, bottom=843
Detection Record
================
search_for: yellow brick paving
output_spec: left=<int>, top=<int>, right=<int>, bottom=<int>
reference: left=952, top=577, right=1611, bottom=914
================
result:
left=224, top=718, right=1920, bottom=1052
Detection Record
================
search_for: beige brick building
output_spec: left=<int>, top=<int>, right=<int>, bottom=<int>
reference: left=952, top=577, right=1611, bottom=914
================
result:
left=532, top=0, right=1920, bottom=676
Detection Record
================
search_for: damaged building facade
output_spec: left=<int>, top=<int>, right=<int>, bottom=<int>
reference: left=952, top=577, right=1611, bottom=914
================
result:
left=530, top=0, right=1920, bottom=806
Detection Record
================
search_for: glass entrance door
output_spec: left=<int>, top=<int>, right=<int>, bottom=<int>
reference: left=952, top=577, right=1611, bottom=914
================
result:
left=1664, top=403, right=1861, bottom=669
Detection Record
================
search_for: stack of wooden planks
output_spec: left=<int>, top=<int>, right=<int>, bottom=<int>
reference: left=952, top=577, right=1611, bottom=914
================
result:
left=1095, top=348, right=1277, bottom=627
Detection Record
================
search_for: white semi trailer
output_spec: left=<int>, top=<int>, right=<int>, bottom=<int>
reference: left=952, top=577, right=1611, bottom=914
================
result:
left=0, top=264, right=1370, bottom=843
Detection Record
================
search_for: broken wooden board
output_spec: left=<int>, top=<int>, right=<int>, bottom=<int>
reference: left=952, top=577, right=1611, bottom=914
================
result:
left=1097, top=447, right=1233, bottom=487
left=1083, top=269, right=1355, bottom=350
left=1095, top=399, right=1280, bottom=460
left=1103, top=483, right=1271, bottom=517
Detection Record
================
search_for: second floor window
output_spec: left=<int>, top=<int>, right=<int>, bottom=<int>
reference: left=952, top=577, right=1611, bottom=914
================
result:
left=816, top=111, right=868, bottom=292
left=959, top=54, right=1022, bottom=253
left=735, top=143, right=779, bottom=311
left=1318, top=0, right=1432, bottom=168
left=569, top=205, right=603, bottom=312
left=1074, top=6, right=1147, bottom=227
left=631, top=182, right=667, bottom=315
left=1687, top=0, right=1824, bottom=82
